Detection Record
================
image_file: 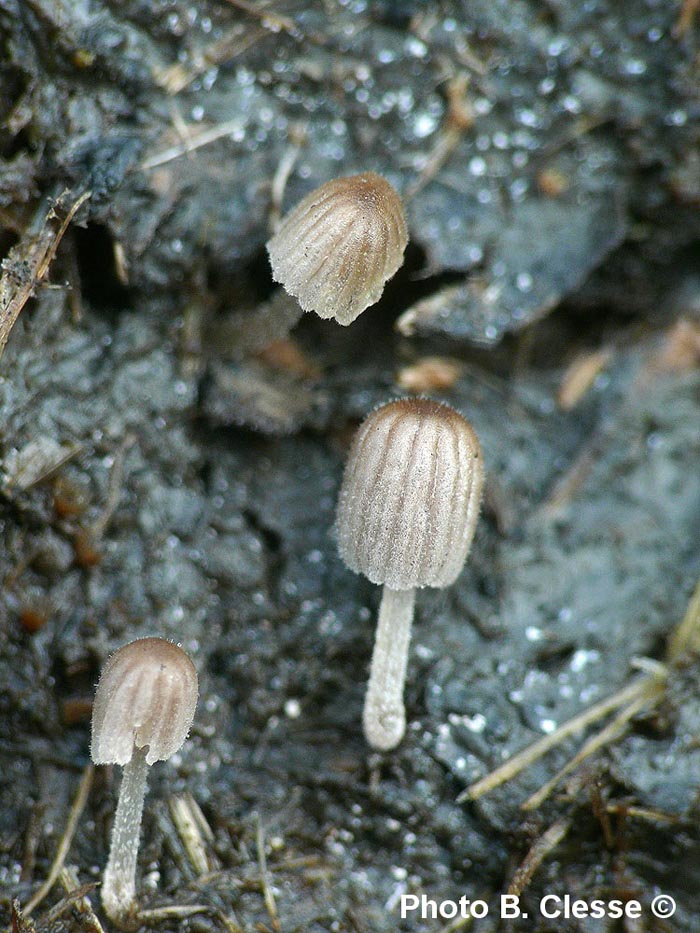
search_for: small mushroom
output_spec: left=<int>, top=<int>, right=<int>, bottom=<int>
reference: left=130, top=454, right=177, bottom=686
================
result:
left=336, top=398, right=484, bottom=750
left=91, top=637, right=198, bottom=928
left=266, top=172, right=408, bottom=326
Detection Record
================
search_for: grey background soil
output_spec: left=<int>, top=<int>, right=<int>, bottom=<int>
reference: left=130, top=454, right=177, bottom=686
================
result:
left=1, top=1, right=699, bottom=931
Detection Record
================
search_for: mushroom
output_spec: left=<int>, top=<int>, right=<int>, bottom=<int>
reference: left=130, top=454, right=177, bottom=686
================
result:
left=91, top=637, right=198, bottom=928
left=336, top=398, right=484, bottom=751
left=266, top=172, right=408, bottom=325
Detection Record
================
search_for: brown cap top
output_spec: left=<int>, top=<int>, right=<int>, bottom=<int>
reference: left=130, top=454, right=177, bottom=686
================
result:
left=266, top=172, right=408, bottom=326
left=336, top=398, right=484, bottom=590
left=91, top=638, right=198, bottom=766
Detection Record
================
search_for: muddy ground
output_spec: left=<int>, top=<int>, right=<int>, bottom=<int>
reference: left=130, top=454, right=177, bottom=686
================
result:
left=1, top=1, right=699, bottom=931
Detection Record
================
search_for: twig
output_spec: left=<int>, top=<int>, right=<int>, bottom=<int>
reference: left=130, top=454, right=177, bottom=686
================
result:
left=459, top=575, right=700, bottom=808
left=141, top=118, right=248, bottom=170
left=169, top=792, right=216, bottom=876
left=58, top=866, right=105, bottom=933
left=221, top=0, right=300, bottom=39
left=23, top=763, right=94, bottom=915
left=522, top=690, right=659, bottom=810
left=604, top=804, right=681, bottom=826
left=10, top=899, right=37, bottom=932
left=406, top=73, right=474, bottom=199
left=20, top=805, right=45, bottom=884
left=675, top=0, right=700, bottom=37
left=137, top=904, right=212, bottom=924
left=155, top=25, right=266, bottom=95
left=666, top=579, right=700, bottom=663
left=255, top=813, right=280, bottom=931
left=269, top=124, right=307, bottom=232
left=0, top=190, right=91, bottom=361
left=458, top=673, right=665, bottom=803
left=506, top=816, right=572, bottom=897
left=90, top=434, right=135, bottom=539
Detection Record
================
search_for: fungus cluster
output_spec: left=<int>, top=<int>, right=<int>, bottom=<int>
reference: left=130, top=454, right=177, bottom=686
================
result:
left=82, top=167, right=488, bottom=931
left=266, top=171, right=408, bottom=325
left=336, top=398, right=484, bottom=750
left=91, top=637, right=198, bottom=928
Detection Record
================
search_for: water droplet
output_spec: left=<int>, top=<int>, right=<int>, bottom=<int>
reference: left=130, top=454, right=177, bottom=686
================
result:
left=570, top=649, right=600, bottom=672
left=548, top=37, right=569, bottom=57
left=465, top=713, right=487, bottom=733
left=405, top=37, right=427, bottom=58
left=666, top=109, right=687, bottom=126
left=510, top=178, right=528, bottom=201
left=562, top=94, right=582, bottom=114
left=623, top=58, right=647, bottom=76
left=202, top=68, right=218, bottom=91
left=516, top=271, right=533, bottom=292
left=413, top=112, right=438, bottom=138
left=517, top=108, right=540, bottom=128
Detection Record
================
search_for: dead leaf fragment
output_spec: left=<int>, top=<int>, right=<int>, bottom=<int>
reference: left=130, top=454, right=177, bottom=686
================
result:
left=396, top=356, right=463, bottom=392
left=557, top=348, right=613, bottom=410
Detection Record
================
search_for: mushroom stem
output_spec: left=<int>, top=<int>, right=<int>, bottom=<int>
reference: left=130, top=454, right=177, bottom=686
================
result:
left=363, top=586, right=416, bottom=751
left=102, top=746, right=150, bottom=927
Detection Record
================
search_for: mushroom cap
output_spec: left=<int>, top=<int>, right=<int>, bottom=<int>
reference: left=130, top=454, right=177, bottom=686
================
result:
left=336, top=398, right=484, bottom=590
left=266, top=172, right=408, bottom=326
left=91, top=638, right=198, bottom=767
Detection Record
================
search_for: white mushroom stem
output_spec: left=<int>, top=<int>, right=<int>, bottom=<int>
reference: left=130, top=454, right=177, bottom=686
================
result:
left=102, top=746, right=150, bottom=928
left=363, top=586, right=416, bottom=751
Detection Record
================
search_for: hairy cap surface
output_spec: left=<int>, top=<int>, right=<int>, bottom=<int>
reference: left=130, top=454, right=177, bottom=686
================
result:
left=91, top=638, right=198, bottom=766
left=337, top=398, right=484, bottom=589
left=267, top=172, right=408, bottom=325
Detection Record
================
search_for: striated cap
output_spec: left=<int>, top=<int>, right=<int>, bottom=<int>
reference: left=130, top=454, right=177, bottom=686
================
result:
left=266, top=172, right=408, bottom=326
left=336, top=398, right=484, bottom=590
left=91, top=638, right=198, bottom=767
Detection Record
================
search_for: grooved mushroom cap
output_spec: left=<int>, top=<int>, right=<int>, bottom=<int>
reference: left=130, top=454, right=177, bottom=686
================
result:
left=91, top=638, right=198, bottom=767
left=266, top=172, right=408, bottom=326
left=336, top=398, right=484, bottom=590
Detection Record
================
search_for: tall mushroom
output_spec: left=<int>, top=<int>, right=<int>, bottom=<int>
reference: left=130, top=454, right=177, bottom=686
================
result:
left=91, top=637, right=198, bottom=928
left=336, top=398, right=484, bottom=751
